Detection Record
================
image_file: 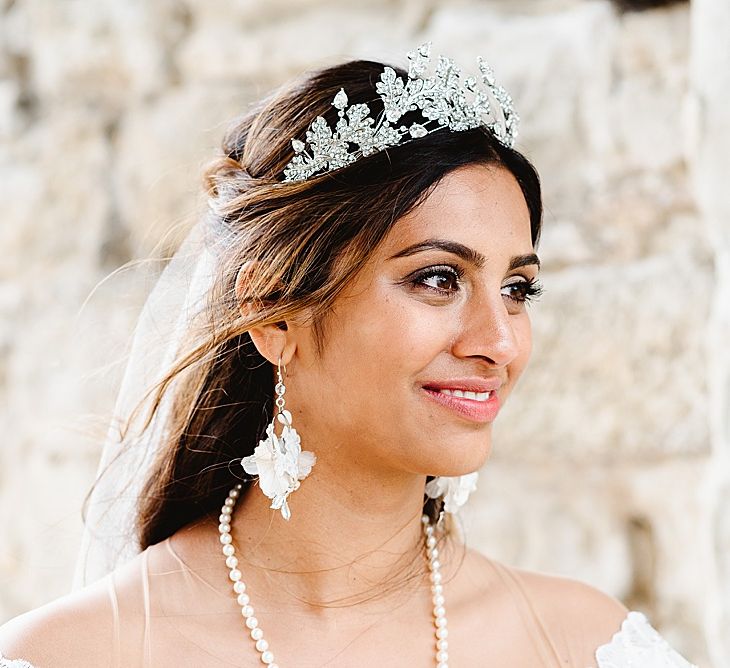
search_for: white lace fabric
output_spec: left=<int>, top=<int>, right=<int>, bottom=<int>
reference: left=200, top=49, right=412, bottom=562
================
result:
left=0, top=610, right=697, bottom=668
left=594, top=611, right=698, bottom=667
left=0, top=654, right=35, bottom=668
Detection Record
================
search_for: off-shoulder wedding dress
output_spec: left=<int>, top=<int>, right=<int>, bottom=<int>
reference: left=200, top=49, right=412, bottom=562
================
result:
left=0, top=537, right=697, bottom=668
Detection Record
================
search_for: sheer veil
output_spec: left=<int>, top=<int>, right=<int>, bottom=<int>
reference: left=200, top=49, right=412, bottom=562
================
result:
left=72, top=218, right=218, bottom=589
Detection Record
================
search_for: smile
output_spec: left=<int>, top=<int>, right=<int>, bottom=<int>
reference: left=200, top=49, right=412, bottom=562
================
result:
left=421, top=387, right=501, bottom=423
left=434, top=388, right=492, bottom=402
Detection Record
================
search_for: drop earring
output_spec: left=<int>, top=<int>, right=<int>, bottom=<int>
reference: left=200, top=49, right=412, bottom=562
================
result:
left=241, top=356, right=316, bottom=520
left=425, top=472, right=479, bottom=514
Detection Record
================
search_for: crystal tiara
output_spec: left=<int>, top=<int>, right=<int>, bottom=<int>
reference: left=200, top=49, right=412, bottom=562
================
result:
left=282, top=42, right=519, bottom=183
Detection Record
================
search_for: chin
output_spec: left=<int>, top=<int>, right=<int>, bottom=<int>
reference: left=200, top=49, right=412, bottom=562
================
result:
left=420, top=434, right=493, bottom=477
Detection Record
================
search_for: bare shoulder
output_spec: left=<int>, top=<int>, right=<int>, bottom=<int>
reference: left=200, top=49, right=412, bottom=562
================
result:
left=508, top=559, right=629, bottom=623
left=457, top=547, right=629, bottom=661
left=0, top=572, right=118, bottom=668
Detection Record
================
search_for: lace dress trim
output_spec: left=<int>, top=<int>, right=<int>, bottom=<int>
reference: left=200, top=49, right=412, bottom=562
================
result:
left=594, top=611, right=698, bottom=668
left=0, top=653, right=35, bottom=668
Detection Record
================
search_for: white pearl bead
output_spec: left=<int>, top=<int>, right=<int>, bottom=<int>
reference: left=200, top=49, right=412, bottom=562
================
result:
left=219, top=497, right=455, bottom=666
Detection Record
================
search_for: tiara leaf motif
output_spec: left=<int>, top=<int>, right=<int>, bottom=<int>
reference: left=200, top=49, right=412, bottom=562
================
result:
left=282, top=42, right=519, bottom=182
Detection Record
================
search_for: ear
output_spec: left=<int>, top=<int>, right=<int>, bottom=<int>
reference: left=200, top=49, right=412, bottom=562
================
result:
left=235, top=260, right=298, bottom=366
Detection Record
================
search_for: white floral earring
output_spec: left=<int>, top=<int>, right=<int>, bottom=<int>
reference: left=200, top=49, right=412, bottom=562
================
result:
left=241, top=356, right=316, bottom=520
left=424, top=472, right=478, bottom=514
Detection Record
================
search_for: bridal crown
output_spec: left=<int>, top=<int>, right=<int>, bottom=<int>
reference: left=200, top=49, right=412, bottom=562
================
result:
left=283, top=42, right=520, bottom=183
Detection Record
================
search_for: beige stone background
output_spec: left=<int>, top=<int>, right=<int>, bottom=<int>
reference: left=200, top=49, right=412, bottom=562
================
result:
left=1, top=0, right=728, bottom=665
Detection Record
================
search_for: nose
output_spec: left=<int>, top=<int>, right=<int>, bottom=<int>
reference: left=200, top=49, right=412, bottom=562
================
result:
left=451, top=292, right=521, bottom=367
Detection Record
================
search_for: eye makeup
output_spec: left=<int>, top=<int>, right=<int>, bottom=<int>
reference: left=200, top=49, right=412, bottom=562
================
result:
left=403, top=262, right=543, bottom=306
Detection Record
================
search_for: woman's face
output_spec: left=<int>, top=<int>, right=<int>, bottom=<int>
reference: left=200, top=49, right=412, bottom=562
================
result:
left=289, top=163, right=540, bottom=478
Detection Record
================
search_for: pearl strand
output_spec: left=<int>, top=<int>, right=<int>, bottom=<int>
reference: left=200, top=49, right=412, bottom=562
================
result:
left=219, top=484, right=449, bottom=667
left=423, top=514, right=450, bottom=668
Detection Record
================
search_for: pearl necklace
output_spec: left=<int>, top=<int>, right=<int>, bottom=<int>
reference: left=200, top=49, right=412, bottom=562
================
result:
left=218, top=484, right=450, bottom=667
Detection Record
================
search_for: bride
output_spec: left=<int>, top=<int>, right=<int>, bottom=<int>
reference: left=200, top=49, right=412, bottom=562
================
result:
left=0, top=44, right=697, bottom=667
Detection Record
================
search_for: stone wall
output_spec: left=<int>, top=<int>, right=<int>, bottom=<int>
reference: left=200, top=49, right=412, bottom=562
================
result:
left=1, top=0, right=723, bottom=664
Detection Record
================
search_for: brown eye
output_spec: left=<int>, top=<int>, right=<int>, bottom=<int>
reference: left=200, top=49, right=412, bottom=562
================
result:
left=501, top=278, right=544, bottom=304
left=410, top=266, right=462, bottom=294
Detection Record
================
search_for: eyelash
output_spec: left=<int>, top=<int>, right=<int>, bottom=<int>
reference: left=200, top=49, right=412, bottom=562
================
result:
left=408, top=264, right=544, bottom=305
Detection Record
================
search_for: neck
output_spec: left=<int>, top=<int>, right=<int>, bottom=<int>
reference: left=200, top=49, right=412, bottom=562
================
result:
left=226, top=459, right=440, bottom=612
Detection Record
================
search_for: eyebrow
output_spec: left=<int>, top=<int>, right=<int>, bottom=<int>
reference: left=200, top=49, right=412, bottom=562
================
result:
left=387, top=238, right=541, bottom=271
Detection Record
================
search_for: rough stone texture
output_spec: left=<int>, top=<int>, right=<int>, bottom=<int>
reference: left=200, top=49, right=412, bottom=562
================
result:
left=0, top=0, right=718, bottom=664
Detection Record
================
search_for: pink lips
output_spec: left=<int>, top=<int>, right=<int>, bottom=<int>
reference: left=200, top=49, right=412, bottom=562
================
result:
left=421, top=378, right=503, bottom=423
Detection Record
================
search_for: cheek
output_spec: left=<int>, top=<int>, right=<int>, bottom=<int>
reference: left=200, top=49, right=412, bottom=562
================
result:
left=341, top=293, right=445, bottom=375
left=510, top=314, right=533, bottom=379
left=319, top=286, right=453, bottom=404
